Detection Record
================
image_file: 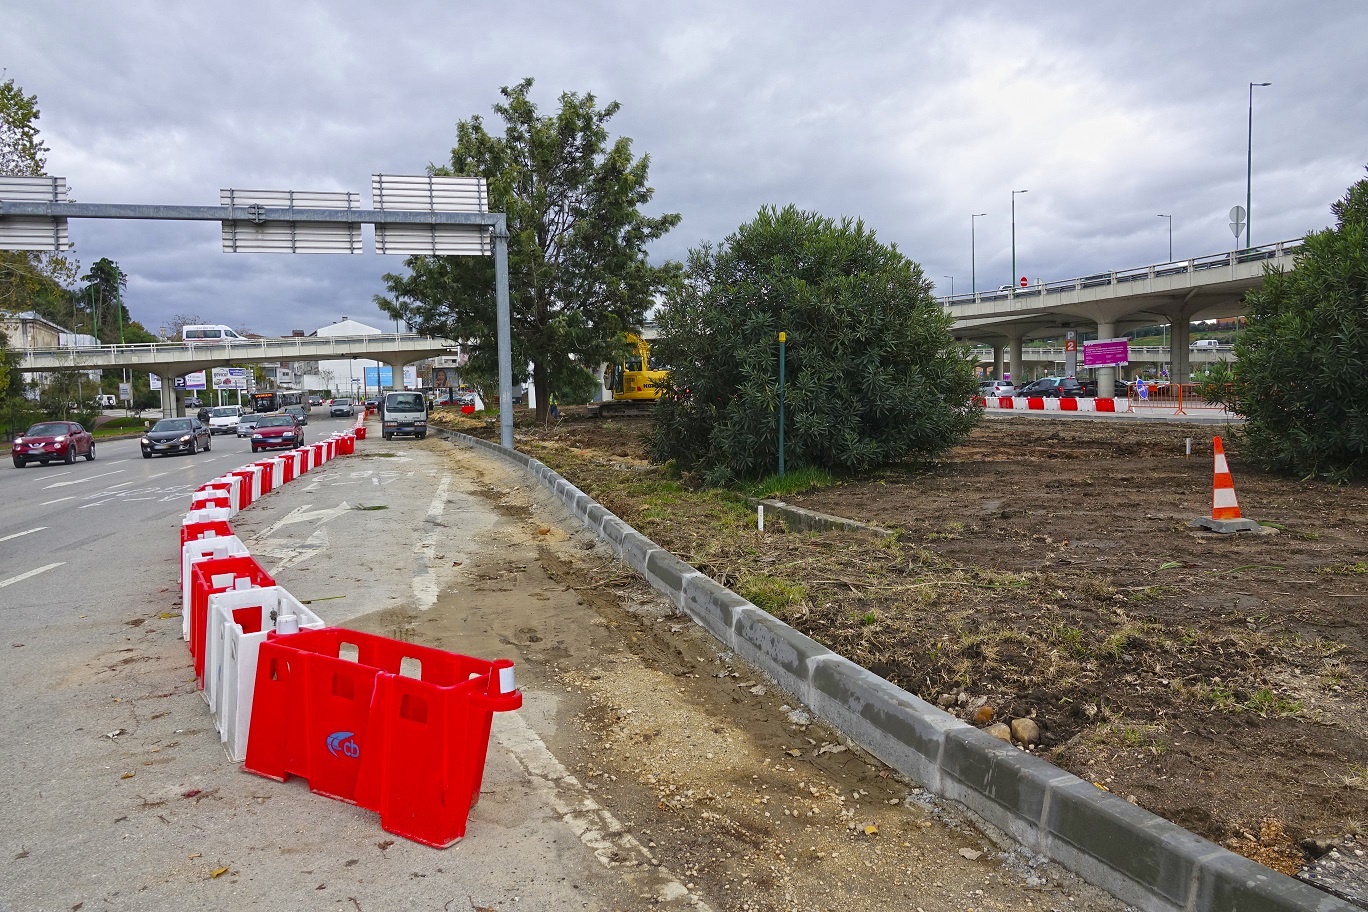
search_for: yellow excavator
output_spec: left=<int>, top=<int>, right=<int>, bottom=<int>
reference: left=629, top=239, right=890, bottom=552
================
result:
left=608, top=332, right=667, bottom=400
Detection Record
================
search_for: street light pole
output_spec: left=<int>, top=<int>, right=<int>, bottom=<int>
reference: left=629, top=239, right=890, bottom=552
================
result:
left=1157, top=214, right=1172, bottom=261
left=944, top=275, right=954, bottom=298
left=971, top=213, right=986, bottom=295
left=1011, top=190, right=1028, bottom=291
left=1247, top=81, right=1271, bottom=249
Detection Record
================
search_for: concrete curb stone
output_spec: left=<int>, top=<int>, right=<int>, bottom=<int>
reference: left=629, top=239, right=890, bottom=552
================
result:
left=438, top=430, right=1354, bottom=912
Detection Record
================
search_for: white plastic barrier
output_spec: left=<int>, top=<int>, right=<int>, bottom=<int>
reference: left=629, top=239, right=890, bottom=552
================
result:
left=229, top=465, right=263, bottom=503
left=191, top=480, right=238, bottom=517
left=180, top=535, right=252, bottom=639
left=183, top=506, right=233, bottom=527
left=204, top=586, right=325, bottom=761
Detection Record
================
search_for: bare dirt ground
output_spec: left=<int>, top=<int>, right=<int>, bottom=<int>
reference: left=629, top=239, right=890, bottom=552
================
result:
left=435, top=406, right=1368, bottom=886
left=375, top=437, right=1131, bottom=912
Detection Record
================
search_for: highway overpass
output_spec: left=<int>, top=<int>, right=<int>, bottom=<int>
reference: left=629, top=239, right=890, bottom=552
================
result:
left=16, top=333, right=456, bottom=416
left=949, top=237, right=1299, bottom=389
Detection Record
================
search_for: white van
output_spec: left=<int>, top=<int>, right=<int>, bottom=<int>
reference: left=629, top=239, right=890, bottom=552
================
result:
left=207, top=405, right=244, bottom=435
left=381, top=391, right=428, bottom=440
left=95, top=394, right=117, bottom=408
left=182, top=324, right=248, bottom=344
left=1190, top=339, right=1222, bottom=351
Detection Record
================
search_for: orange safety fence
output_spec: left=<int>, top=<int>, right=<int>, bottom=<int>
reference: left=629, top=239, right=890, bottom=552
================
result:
left=1127, top=383, right=1236, bottom=417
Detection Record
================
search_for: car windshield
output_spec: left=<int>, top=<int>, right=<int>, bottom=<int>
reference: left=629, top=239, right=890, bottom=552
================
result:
left=210, top=407, right=237, bottom=417
left=258, top=417, right=294, bottom=428
left=26, top=423, right=69, bottom=436
left=152, top=419, right=193, bottom=432
left=333, top=398, right=351, bottom=406
left=387, top=393, right=425, bottom=411
left=285, top=407, right=302, bottom=414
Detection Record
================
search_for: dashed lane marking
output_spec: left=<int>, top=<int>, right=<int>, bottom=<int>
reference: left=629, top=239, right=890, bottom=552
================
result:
left=43, top=469, right=126, bottom=490
left=39, top=497, right=76, bottom=506
left=0, top=527, right=46, bottom=544
left=0, top=562, right=65, bottom=590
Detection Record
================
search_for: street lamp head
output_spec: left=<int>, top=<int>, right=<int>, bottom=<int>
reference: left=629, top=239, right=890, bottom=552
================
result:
left=1252, top=81, right=1271, bottom=87
left=973, top=212, right=986, bottom=217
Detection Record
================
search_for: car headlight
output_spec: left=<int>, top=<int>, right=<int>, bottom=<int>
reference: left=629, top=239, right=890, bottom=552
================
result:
left=12, top=437, right=22, bottom=445
left=141, top=437, right=150, bottom=444
left=53, top=435, right=67, bottom=443
left=179, top=434, right=193, bottom=442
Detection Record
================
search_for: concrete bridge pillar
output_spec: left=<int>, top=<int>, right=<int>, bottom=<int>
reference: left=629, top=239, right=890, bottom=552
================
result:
left=992, top=345, right=1005, bottom=380
left=387, top=360, right=406, bottom=392
left=158, top=373, right=177, bottom=417
left=1008, top=335, right=1025, bottom=384
left=1170, top=319, right=1192, bottom=383
left=1095, top=321, right=1117, bottom=393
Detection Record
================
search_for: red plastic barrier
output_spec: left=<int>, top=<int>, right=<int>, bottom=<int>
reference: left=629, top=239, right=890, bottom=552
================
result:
left=460, top=404, right=475, bottom=414
left=192, top=493, right=232, bottom=512
left=178, top=520, right=234, bottom=584
left=244, top=628, right=522, bottom=847
left=335, top=434, right=355, bottom=455
left=229, top=470, right=259, bottom=508
left=252, top=461, right=276, bottom=494
left=355, top=424, right=367, bottom=440
left=188, top=555, right=275, bottom=684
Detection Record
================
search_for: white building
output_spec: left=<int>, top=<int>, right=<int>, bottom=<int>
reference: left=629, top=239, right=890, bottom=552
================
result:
left=295, top=316, right=384, bottom=398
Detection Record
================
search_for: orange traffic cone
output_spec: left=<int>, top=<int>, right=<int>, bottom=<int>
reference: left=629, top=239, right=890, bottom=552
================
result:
left=1190, top=436, right=1260, bottom=533
left=1211, top=436, right=1242, bottom=520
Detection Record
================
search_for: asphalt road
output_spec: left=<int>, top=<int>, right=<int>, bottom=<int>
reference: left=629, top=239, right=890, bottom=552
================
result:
left=0, top=414, right=641, bottom=911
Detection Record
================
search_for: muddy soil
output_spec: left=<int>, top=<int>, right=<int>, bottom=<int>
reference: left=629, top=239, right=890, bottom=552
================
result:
left=438, top=407, right=1368, bottom=881
left=356, top=438, right=1129, bottom=912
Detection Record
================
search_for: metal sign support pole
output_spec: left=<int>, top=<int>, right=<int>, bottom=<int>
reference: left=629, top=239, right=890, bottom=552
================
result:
left=493, top=216, right=513, bottom=449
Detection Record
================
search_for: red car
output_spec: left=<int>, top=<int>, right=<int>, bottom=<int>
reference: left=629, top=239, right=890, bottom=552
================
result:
left=12, top=420, right=96, bottom=468
left=250, top=414, right=304, bottom=453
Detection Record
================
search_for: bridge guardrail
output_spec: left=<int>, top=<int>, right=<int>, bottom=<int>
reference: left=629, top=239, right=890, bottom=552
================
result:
left=944, top=238, right=1302, bottom=307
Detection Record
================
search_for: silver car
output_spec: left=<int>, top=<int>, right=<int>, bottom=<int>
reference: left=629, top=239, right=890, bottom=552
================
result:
left=236, top=413, right=261, bottom=437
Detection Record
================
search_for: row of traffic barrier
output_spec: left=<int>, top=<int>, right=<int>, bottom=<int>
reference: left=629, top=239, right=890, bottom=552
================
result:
left=176, top=420, right=522, bottom=848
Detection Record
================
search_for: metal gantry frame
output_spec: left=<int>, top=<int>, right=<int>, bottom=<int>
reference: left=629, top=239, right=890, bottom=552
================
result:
left=0, top=197, right=516, bottom=449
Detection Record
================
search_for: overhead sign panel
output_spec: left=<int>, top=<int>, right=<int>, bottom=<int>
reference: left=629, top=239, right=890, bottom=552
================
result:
left=221, top=189, right=361, bottom=253
left=0, top=176, right=71, bottom=251
left=372, top=174, right=490, bottom=256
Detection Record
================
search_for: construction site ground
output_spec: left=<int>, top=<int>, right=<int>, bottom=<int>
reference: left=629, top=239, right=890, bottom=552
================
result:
left=434, top=405, right=1368, bottom=883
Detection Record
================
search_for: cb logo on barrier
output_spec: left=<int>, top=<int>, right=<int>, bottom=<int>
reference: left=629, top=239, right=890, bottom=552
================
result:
left=326, top=731, right=360, bottom=759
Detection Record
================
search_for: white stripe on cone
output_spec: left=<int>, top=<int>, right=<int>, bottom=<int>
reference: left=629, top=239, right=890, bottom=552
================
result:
left=1214, top=454, right=1230, bottom=474
left=1214, top=488, right=1240, bottom=509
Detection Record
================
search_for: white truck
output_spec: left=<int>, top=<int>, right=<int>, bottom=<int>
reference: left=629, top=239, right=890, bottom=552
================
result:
left=381, top=392, right=428, bottom=440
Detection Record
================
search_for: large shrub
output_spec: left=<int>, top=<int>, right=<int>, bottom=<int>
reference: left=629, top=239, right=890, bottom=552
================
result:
left=650, top=205, right=979, bottom=483
left=1233, top=170, right=1368, bottom=482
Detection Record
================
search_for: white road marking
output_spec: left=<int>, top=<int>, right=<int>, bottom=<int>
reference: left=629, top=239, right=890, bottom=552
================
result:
left=35, top=470, right=72, bottom=479
left=412, top=473, right=451, bottom=611
left=79, top=500, right=113, bottom=510
left=149, top=472, right=169, bottom=478
left=103, top=459, right=129, bottom=465
left=0, top=562, right=65, bottom=590
left=43, top=469, right=126, bottom=490
left=0, top=527, right=46, bottom=544
left=495, top=713, right=711, bottom=909
left=39, top=496, right=75, bottom=506
left=103, top=481, right=136, bottom=490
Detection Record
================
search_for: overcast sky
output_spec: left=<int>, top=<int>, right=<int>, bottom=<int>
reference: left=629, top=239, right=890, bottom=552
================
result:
left=5, top=1, right=1366, bottom=337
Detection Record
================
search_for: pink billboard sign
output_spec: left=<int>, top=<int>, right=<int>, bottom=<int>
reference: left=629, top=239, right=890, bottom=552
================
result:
left=1083, top=338, right=1129, bottom=367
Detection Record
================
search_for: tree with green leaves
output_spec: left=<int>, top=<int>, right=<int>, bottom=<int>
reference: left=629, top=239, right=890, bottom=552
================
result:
left=375, top=78, right=680, bottom=422
left=79, top=258, right=129, bottom=342
left=1229, top=169, right=1368, bottom=482
left=0, top=77, right=78, bottom=316
left=650, top=205, right=981, bottom=484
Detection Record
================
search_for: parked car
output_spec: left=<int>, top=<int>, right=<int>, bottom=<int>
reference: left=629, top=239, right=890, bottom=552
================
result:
left=1015, top=377, right=1086, bottom=398
left=185, top=397, right=203, bottom=409
left=251, top=415, right=304, bottom=452
left=979, top=379, right=1015, bottom=398
left=206, top=405, right=244, bottom=435
left=236, top=413, right=261, bottom=437
left=12, top=420, right=95, bottom=468
left=283, top=405, right=309, bottom=426
left=330, top=398, right=356, bottom=417
left=141, top=417, right=211, bottom=458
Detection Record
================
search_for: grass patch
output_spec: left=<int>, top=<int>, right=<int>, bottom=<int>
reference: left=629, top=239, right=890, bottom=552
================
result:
left=745, top=466, right=836, bottom=499
left=1316, top=562, right=1368, bottom=575
left=1086, top=721, right=1168, bottom=756
left=737, top=574, right=807, bottom=616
